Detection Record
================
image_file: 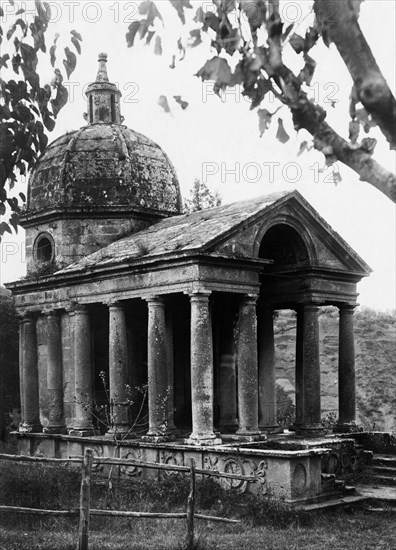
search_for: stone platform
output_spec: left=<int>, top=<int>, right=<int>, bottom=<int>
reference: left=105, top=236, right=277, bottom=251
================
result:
left=16, top=432, right=367, bottom=504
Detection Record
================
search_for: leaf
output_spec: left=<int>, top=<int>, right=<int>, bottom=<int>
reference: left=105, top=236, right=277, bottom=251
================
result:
left=289, top=33, right=305, bottom=54
left=49, top=44, right=56, bottom=67
left=304, top=26, right=319, bottom=52
left=0, top=54, right=10, bottom=69
left=241, top=0, right=266, bottom=33
left=154, top=35, right=162, bottom=55
left=196, top=57, right=233, bottom=93
left=6, top=24, right=16, bottom=41
left=158, top=95, right=171, bottom=113
left=70, top=29, right=82, bottom=41
left=35, top=0, right=51, bottom=23
left=355, top=107, right=377, bottom=133
left=16, top=8, right=25, bottom=15
left=139, top=0, right=163, bottom=25
left=258, top=108, right=272, bottom=136
left=298, top=54, right=316, bottom=86
left=169, top=0, right=193, bottom=24
left=146, top=30, right=155, bottom=45
left=9, top=212, right=19, bottom=232
left=298, top=141, right=310, bottom=156
left=276, top=118, right=290, bottom=144
left=189, top=28, right=202, bottom=48
left=71, top=36, right=81, bottom=54
left=51, top=83, right=68, bottom=117
left=19, top=192, right=26, bottom=202
left=349, top=120, right=360, bottom=144
left=42, top=108, right=55, bottom=131
left=63, top=46, right=76, bottom=79
left=15, top=18, right=26, bottom=32
left=173, top=95, right=189, bottom=110
left=360, top=137, right=377, bottom=155
left=126, top=21, right=141, bottom=47
left=177, top=37, right=185, bottom=60
left=0, top=222, right=12, bottom=236
left=20, top=42, right=38, bottom=71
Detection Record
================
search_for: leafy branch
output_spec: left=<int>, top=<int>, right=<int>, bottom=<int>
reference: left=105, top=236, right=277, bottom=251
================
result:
left=125, top=0, right=395, bottom=203
left=0, top=0, right=82, bottom=238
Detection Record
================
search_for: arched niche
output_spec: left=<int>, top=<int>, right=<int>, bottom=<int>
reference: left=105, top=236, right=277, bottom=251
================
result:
left=258, top=223, right=311, bottom=270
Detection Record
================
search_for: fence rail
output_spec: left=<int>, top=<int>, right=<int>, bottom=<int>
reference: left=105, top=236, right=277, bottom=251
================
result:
left=0, top=449, right=248, bottom=550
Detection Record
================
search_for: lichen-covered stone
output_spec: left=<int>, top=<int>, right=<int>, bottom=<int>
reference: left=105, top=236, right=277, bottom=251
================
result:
left=27, top=124, right=182, bottom=215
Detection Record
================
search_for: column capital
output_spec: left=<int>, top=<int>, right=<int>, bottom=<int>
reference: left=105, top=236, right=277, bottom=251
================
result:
left=302, top=302, right=320, bottom=312
left=67, top=302, right=89, bottom=314
left=188, top=291, right=212, bottom=302
left=339, top=304, right=356, bottom=314
left=145, top=295, right=165, bottom=306
left=106, top=300, right=125, bottom=309
left=42, top=308, right=61, bottom=318
left=239, top=293, right=258, bottom=306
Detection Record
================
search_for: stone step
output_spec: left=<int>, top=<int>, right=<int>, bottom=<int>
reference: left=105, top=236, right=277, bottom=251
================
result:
left=371, top=465, right=396, bottom=476
left=356, top=484, right=396, bottom=504
left=372, top=454, right=396, bottom=468
left=299, top=494, right=368, bottom=511
left=367, top=475, right=396, bottom=487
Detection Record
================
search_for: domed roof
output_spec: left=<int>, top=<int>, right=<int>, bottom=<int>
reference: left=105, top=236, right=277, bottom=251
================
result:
left=26, top=54, right=182, bottom=218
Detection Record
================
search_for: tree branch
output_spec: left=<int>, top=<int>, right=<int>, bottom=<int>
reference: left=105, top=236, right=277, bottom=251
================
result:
left=267, top=58, right=396, bottom=202
left=292, top=98, right=396, bottom=202
left=314, top=0, right=396, bottom=150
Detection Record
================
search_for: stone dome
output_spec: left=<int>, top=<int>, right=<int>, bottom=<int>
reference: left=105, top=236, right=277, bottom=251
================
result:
left=26, top=54, right=182, bottom=218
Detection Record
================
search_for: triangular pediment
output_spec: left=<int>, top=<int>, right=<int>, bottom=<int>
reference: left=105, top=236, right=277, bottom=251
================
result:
left=206, top=191, right=371, bottom=277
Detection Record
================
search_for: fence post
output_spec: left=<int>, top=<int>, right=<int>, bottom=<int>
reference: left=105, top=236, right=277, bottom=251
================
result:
left=78, top=448, right=93, bottom=550
left=186, top=457, right=196, bottom=550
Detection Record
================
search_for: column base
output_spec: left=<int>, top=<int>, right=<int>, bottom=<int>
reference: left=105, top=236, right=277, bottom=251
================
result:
left=141, top=433, right=177, bottom=443
left=68, top=427, right=98, bottom=437
left=184, top=433, right=222, bottom=446
left=333, top=421, right=362, bottom=434
left=43, top=425, right=67, bottom=435
left=259, top=424, right=283, bottom=434
left=105, top=428, right=138, bottom=440
left=226, top=432, right=267, bottom=443
left=294, top=424, right=326, bottom=438
left=19, top=422, right=43, bottom=434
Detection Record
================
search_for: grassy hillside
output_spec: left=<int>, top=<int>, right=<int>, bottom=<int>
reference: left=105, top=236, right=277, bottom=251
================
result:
left=274, top=307, right=396, bottom=432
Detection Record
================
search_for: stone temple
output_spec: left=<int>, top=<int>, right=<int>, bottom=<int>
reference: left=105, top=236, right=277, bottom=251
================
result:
left=7, top=54, right=375, bottom=503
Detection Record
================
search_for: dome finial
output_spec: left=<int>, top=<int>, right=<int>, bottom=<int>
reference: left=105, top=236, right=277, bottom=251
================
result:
left=85, top=53, right=123, bottom=125
left=96, top=52, right=109, bottom=82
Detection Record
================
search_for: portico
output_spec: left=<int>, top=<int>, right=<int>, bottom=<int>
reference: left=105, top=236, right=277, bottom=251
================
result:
left=10, top=191, right=371, bottom=444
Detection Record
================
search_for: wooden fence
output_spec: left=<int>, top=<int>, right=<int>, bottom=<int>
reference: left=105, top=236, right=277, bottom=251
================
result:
left=0, top=450, right=255, bottom=550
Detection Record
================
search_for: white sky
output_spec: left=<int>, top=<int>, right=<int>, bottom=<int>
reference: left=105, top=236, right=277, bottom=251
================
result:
left=0, top=0, right=395, bottom=311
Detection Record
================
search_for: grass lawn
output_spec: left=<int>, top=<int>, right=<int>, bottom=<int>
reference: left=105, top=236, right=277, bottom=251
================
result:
left=1, top=510, right=396, bottom=550
left=0, top=459, right=395, bottom=549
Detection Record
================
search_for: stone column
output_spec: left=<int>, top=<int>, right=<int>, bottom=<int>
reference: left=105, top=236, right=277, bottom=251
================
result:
left=335, top=305, right=357, bottom=433
left=19, top=314, right=42, bottom=433
left=187, top=292, right=221, bottom=445
left=45, top=311, right=66, bottom=433
left=257, top=304, right=279, bottom=432
left=144, top=297, right=173, bottom=440
left=236, top=294, right=261, bottom=439
left=165, top=309, right=177, bottom=432
left=294, top=307, right=305, bottom=428
left=107, top=301, right=130, bottom=437
left=69, top=305, right=95, bottom=436
left=219, top=353, right=237, bottom=431
left=296, top=304, right=323, bottom=436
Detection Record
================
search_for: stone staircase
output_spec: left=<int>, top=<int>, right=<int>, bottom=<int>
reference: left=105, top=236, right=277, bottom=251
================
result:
left=366, top=454, right=396, bottom=487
